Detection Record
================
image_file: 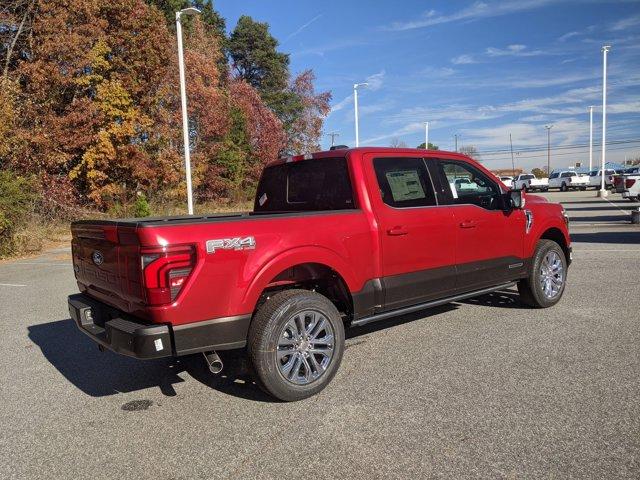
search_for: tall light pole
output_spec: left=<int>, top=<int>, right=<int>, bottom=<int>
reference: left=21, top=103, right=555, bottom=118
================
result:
left=353, top=83, right=368, bottom=147
left=176, top=6, right=201, bottom=215
left=424, top=122, right=429, bottom=150
left=599, top=45, right=611, bottom=197
left=454, top=134, right=458, bottom=152
left=545, top=125, right=553, bottom=175
left=589, top=106, right=594, bottom=172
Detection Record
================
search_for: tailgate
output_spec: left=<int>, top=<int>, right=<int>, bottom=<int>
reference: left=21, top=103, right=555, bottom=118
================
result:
left=71, top=223, right=143, bottom=312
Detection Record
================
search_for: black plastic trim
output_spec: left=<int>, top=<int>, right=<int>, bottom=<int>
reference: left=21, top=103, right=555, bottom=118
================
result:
left=172, top=315, right=251, bottom=354
left=351, top=282, right=516, bottom=328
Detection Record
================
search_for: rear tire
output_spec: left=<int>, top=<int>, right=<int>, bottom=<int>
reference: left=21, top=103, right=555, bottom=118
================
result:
left=248, top=289, right=345, bottom=401
left=518, top=240, right=567, bottom=308
left=560, top=182, right=568, bottom=192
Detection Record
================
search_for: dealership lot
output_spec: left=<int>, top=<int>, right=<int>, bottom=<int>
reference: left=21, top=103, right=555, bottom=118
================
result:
left=0, top=191, right=638, bottom=479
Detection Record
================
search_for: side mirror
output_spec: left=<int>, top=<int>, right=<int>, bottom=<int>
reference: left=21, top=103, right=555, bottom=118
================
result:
left=508, top=189, right=525, bottom=209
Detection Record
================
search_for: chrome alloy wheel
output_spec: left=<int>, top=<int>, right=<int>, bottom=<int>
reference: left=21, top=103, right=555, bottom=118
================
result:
left=276, top=310, right=335, bottom=385
left=539, top=251, right=564, bottom=299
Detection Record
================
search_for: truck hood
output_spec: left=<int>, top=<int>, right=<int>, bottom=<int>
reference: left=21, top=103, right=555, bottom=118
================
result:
left=525, top=194, right=548, bottom=204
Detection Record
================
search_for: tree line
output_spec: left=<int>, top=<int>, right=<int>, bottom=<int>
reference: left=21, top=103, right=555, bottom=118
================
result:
left=0, top=0, right=331, bottom=213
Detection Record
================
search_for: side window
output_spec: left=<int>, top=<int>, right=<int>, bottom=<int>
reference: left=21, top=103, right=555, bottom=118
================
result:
left=436, top=160, right=502, bottom=210
left=373, top=157, right=437, bottom=208
left=550, top=173, right=560, bottom=179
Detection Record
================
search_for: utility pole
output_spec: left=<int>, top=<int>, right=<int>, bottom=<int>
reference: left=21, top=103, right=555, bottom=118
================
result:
left=326, top=132, right=340, bottom=147
left=176, top=6, right=201, bottom=215
left=454, top=134, right=458, bottom=152
left=599, top=45, right=611, bottom=197
left=545, top=125, right=553, bottom=175
left=509, top=133, right=515, bottom=177
left=424, top=122, right=429, bottom=149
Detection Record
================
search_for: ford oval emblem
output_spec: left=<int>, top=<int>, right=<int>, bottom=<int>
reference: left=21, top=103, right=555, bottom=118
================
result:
left=92, top=251, right=104, bottom=266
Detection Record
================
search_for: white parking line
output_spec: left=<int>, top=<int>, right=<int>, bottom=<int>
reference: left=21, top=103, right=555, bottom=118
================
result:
left=8, top=262, right=69, bottom=266
left=0, top=283, right=27, bottom=287
left=602, top=196, right=631, bottom=215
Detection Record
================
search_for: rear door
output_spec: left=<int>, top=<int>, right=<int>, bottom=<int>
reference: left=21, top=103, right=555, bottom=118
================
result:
left=364, top=154, right=457, bottom=311
left=429, top=158, right=526, bottom=292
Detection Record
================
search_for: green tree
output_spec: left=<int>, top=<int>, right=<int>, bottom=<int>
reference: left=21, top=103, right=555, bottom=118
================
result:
left=416, top=142, right=439, bottom=150
left=531, top=167, right=547, bottom=178
left=228, top=16, right=289, bottom=104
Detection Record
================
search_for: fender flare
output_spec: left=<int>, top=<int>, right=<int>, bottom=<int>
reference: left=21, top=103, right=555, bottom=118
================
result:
left=240, top=246, right=360, bottom=313
left=526, top=218, right=570, bottom=257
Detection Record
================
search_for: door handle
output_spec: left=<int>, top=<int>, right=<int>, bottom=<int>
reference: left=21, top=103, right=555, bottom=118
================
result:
left=459, top=220, right=477, bottom=229
left=387, top=225, right=408, bottom=236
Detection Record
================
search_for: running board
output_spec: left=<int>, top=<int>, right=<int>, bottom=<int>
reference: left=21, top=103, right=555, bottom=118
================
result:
left=351, top=282, right=516, bottom=328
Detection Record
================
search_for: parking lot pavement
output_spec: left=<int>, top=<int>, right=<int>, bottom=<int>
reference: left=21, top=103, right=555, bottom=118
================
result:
left=1, top=194, right=638, bottom=479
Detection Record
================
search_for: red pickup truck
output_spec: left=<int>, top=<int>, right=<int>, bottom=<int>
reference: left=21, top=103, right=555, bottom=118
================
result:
left=68, top=147, right=571, bottom=401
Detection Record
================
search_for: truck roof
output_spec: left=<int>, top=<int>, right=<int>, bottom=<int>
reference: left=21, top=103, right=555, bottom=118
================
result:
left=267, top=147, right=468, bottom=168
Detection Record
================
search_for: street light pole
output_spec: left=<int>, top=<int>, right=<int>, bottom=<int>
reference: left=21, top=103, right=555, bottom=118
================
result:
left=599, top=45, right=611, bottom=197
left=424, top=122, right=429, bottom=150
left=353, top=83, right=368, bottom=147
left=176, top=7, right=201, bottom=215
left=509, top=133, right=516, bottom=177
left=589, top=106, right=594, bottom=172
left=545, top=125, right=553, bottom=175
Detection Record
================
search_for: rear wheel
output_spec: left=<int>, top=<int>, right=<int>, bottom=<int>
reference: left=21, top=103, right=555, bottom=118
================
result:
left=248, top=289, right=345, bottom=401
left=518, top=240, right=567, bottom=308
left=560, top=182, right=568, bottom=192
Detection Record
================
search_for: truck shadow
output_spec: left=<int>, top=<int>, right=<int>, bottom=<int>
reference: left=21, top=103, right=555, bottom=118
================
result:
left=570, top=230, right=640, bottom=244
left=27, top=319, right=272, bottom=402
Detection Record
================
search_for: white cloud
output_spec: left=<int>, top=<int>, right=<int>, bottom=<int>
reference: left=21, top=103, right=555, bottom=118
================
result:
left=451, top=54, right=477, bottom=65
left=330, top=94, right=353, bottom=113
left=558, top=31, right=580, bottom=42
left=486, top=44, right=545, bottom=57
left=385, top=0, right=558, bottom=31
left=610, top=14, right=640, bottom=32
left=364, top=70, right=385, bottom=91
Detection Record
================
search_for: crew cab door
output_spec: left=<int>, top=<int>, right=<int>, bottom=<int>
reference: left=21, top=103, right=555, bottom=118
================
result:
left=364, top=154, right=457, bottom=311
left=429, top=158, right=526, bottom=292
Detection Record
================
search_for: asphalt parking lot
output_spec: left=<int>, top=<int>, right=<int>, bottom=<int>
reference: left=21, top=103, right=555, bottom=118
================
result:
left=1, top=190, right=638, bottom=479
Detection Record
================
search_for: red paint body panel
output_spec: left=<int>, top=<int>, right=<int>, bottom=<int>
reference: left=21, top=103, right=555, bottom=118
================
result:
left=71, top=148, right=570, bottom=328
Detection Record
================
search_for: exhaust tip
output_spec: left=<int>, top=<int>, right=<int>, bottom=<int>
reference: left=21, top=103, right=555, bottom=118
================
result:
left=203, top=351, right=223, bottom=374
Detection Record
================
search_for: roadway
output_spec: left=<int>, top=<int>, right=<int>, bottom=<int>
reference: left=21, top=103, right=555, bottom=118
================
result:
left=1, top=190, right=638, bottom=479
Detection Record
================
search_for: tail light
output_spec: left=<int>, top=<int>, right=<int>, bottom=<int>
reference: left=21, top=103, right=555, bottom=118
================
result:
left=626, top=179, right=636, bottom=189
left=614, top=177, right=622, bottom=186
left=141, top=245, right=196, bottom=306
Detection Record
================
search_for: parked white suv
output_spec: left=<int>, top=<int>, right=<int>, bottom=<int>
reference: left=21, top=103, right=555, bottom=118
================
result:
left=548, top=171, right=589, bottom=191
left=513, top=174, right=549, bottom=192
left=588, top=169, right=616, bottom=189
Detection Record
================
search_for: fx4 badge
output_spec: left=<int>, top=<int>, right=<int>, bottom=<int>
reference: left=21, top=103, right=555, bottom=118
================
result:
left=206, top=236, right=256, bottom=254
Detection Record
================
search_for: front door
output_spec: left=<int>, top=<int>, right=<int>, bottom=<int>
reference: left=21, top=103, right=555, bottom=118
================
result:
left=365, top=154, right=457, bottom=311
left=430, top=158, right=525, bottom=292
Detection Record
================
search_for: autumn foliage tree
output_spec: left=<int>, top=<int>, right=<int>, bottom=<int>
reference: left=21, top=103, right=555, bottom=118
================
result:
left=0, top=0, right=329, bottom=217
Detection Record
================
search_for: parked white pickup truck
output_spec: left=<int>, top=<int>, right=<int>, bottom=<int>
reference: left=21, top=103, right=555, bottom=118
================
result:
left=513, top=173, right=549, bottom=192
left=613, top=167, right=640, bottom=202
left=548, top=171, right=589, bottom=191
left=588, top=169, right=616, bottom=189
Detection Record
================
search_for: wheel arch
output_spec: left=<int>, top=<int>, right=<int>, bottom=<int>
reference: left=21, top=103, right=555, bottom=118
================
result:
left=241, top=247, right=358, bottom=317
left=538, top=226, right=571, bottom=264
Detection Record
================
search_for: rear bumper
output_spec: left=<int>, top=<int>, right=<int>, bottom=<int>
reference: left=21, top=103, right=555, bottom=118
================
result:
left=68, top=294, right=250, bottom=359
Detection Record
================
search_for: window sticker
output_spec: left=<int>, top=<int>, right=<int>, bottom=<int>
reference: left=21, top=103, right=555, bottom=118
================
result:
left=385, top=170, right=426, bottom=201
left=258, top=193, right=267, bottom=206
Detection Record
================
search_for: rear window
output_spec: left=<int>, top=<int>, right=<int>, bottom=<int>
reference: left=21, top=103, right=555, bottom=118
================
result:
left=254, top=157, right=354, bottom=212
left=521, top=174, right=535, bottom=180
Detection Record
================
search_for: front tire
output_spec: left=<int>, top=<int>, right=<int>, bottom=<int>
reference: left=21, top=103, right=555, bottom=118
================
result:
left=248, top=289, right=345, bottom=401
left=560, top=182, right=568, bottom=192
left=518, top=240, right=567, bottom=308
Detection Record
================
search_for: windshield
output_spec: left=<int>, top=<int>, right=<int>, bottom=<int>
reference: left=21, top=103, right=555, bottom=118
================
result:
left=254, top=157, right=354, bottom=212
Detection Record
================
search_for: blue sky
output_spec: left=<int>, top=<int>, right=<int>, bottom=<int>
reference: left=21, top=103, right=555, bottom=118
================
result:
left=216, top=0, right=640, bottom=171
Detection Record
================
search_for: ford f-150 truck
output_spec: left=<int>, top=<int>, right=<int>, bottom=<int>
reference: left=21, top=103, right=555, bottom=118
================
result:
left=513, top=173, right=549, bottom=192
left=68, top=148, right=571, bottom=401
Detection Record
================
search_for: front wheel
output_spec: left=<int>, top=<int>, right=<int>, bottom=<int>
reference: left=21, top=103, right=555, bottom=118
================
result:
left=248, top=289, right=345, bottom=401
left=518, top=240, right=567, bottom=308
left=560, top=182, right=568, bottom=192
